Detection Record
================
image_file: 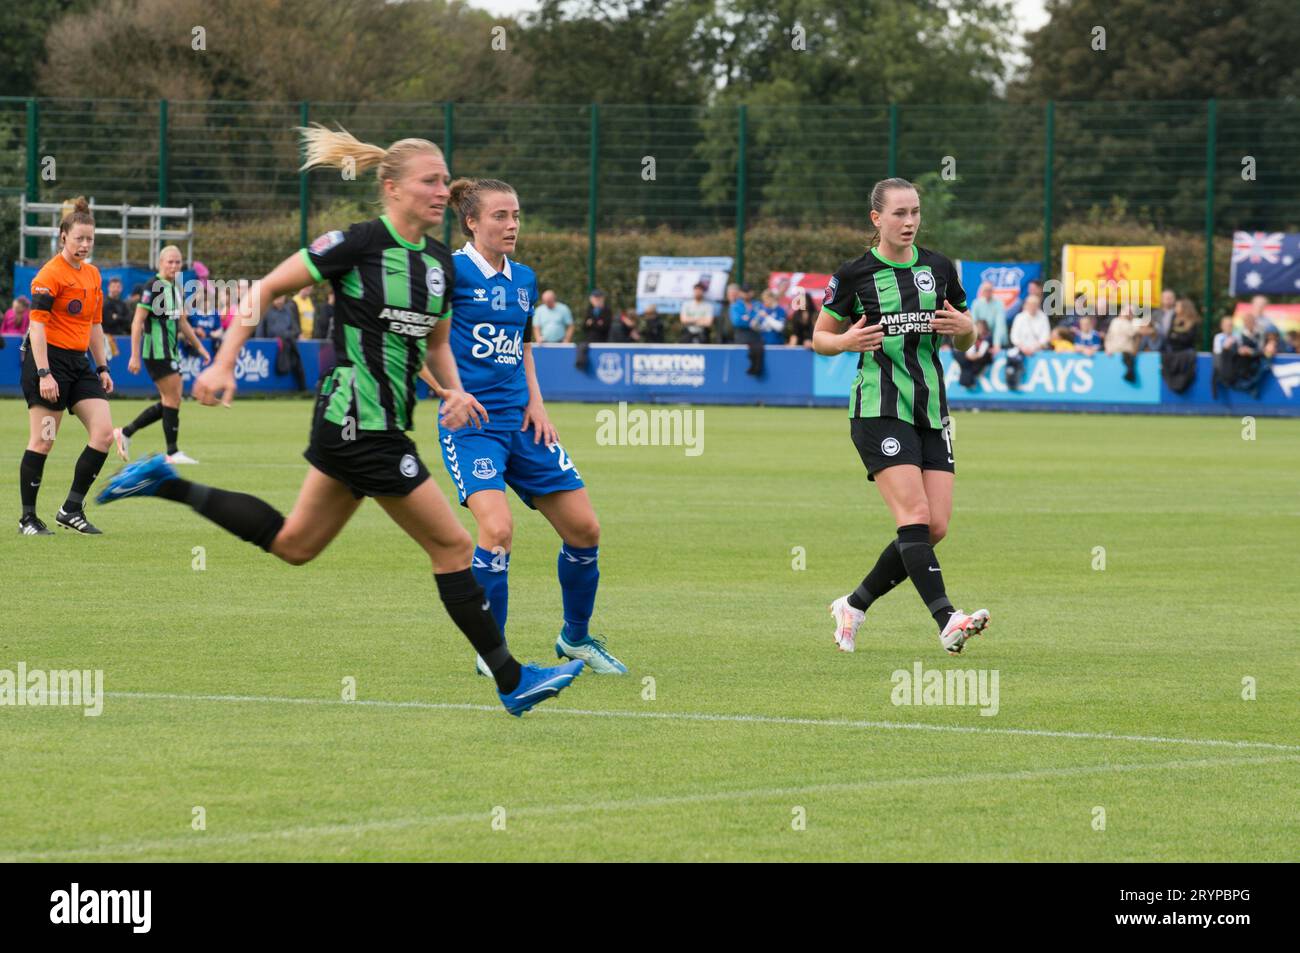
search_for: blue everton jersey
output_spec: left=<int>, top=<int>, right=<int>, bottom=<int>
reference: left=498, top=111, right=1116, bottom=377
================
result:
left=448, top=242, right=536, bottom=429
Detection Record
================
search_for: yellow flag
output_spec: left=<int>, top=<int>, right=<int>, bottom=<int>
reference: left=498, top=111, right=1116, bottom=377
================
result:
left=1061, top=245, right=1165, bottom=311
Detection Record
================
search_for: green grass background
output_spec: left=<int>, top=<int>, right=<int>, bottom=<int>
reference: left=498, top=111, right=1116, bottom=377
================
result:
left=0, top=398, right=1296, bottom=861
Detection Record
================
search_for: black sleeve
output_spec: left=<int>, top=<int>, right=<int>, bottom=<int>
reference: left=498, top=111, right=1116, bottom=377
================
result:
left=821, top=261, right=862, bottom=322
left=301, top=222, right=372, bottom=282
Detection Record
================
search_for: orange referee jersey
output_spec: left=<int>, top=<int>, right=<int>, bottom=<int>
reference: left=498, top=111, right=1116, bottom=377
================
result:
left=29, top=254, right=103, bottom=352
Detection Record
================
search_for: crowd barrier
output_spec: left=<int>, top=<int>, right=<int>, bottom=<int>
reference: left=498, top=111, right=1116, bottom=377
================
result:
left=1, top=337, right=1296, bottom=417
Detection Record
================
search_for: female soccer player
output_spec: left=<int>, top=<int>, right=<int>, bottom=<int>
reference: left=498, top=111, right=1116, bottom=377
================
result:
left=18, top=198, right=117, bottom=535
left=437, top=177, right=626, bottom=675
left=97, top=126, right=583, bottom=716
left=114, top=244, right=210, bottom=463
left=813, top=177, right=990, bottom=655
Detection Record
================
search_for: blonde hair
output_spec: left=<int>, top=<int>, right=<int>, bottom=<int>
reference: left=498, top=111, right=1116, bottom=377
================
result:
left=299, top=123, right=444, bottom=199
left=449, top=177, right=516, bottom=237
left=157, top=244, right=182, bottom=264
left=59, top=196, right=93, bottom=240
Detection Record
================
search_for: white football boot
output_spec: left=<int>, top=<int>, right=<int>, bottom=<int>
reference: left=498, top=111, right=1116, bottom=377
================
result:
left=829, top=595, right=865, bottom=652
left=940, top=608, right=990, bottom=655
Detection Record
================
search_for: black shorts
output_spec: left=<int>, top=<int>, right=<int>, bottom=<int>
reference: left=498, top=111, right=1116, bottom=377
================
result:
left=302, top=385, right=430, bottom=499
left=851, top=416, right=955, bottom=481
left=21, top=343, right=107, bottom=412
left=144, top=356, right=181, bottom=381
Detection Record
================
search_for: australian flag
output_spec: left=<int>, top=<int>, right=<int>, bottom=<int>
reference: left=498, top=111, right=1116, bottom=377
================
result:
left=1229, top=231, right=1300, bottom=295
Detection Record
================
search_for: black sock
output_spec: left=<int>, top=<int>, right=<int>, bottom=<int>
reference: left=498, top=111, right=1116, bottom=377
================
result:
left=847, top=539, right=909, bottom=612
left=123, top=402, right=163, bottom=438
left=161, top=405, right=180, bottom=455
left=434, top=568, right=521, bottom=694
left=894, top=523, right=955, bottom=630
left=63, top=445, right=107, bottom=512
left=20, top=449, right=48, bottom=516
left=156, top=479, right=285, bottom=552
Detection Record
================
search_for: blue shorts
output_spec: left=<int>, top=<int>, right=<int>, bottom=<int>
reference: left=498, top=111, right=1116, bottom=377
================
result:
left=438, top=425, right=584, bottom=508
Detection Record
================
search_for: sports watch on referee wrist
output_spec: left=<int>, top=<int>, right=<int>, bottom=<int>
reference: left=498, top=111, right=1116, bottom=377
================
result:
left=96, top=364, right=108, bottom=374
left=37, top=367, right=50, bottom=378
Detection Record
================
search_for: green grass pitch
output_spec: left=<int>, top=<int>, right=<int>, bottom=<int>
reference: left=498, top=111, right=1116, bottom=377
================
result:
left=1, top=397, right=1296, bottom=861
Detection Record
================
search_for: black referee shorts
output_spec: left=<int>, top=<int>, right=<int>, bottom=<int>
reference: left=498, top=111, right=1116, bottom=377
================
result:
left=851, top=416, right=954, bottom=482
left=21, top=343, right=107, bottom=412
left=302, top=383, right=430, bottom=500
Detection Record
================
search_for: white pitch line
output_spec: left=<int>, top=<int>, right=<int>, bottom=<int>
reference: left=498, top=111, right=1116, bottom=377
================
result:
left=3, top=752, right=1294, bottom=862
left=105, top=691, right=1300, bottom=752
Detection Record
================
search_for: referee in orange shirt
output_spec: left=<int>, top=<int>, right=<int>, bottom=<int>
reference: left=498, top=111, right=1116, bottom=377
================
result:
left=18, top=197, right=117, bottom=535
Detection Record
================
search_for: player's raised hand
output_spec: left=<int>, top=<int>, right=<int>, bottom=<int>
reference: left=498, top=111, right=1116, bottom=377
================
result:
left=194, top=362, right=236, bottom=407
left=840, top=315, right=885, bottom=353
left=931, top=299, right=973, bottom=337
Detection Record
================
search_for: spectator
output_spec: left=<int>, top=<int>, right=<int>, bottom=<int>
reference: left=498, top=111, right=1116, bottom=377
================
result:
left=1005, top=278, right=1043, bottom=324
left=786, top=290, right=815, bottom=348
left=1005, top=293, right=1049, bottom=391
left=1050, top=325, right=1075, bottom=352
left=583, top=289, right=611, bottom=342
left=678, top=282, right=714, bottom=345
left=730, top=284, right=764, bottom=376
left=1231, top=308, right=1274, bottom=398
left=257, top=293, right=306, bottom=391
left=1247, top=295, right=1280, bottom=338
left=639, top=304, right=664, bottom=343
left=1211, top=316, right=1238, bottom=398
left=954, top=318, right=993, bottom=388
left=610, top=307, right=639, bottom=343
left=1161, top=297, right=1200, bottom=394
left=970, top=281, right=1009, bottom=349
left=313, top=287, right=334, bottom=340
left=2, top=296, right=32, bottom=337
left=533, top=288, right=574, bottom=343
left=1074, top=315, right=1102, bottom=356
left=1287, top=330, right=1300, bottom=354
left=187, top=264, right=223, bottom=350
left=128, top=283, right=144, bottom=313
left=293, top=285, right=316, bottom=340
left=1145, top=287, right=1177, bottom=350
left=719, top=282, right=741, bottom=344
left=1104, top=305, right=1140, bottom=383
left=755, top=290, right=787, bottom=346
left=102, top=277, right=133, bottom=335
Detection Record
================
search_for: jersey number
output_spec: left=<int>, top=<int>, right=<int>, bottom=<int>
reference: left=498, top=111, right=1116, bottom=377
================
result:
left=548, top=443, right=575, bottom=472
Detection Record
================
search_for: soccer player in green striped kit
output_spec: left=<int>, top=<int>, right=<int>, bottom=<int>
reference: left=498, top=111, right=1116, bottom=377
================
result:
left=97, top=125, right=585, bottom=716
left=814, top=177, right=990, bottom=655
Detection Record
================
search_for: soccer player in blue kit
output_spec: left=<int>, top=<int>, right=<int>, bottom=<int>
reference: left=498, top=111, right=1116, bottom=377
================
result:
left=438, top=177, right=627, bottom=675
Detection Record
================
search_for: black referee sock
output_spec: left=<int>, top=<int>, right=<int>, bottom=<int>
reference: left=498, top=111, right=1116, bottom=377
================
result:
left=893, top=523, right=955, bottom=631
left=63, top=445, right=107, bottom=512
left=434, top=568, right=521, bottom=694
left=123, top=402, right=163, bottom=438
left=161, top=405, right=180, bottom=455
left=847, top=539, right=909, bottom=612
left=156, top=479, right=286, bottom=552
left=19, top=449, right=48, bottom=516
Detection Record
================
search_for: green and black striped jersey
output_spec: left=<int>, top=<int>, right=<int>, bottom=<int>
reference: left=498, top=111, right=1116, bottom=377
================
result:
left=139, top=274, right=181, bottom=361
left=300, top=216, right=453, bottom=432
left=822, top=246, right=967, bottom=430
